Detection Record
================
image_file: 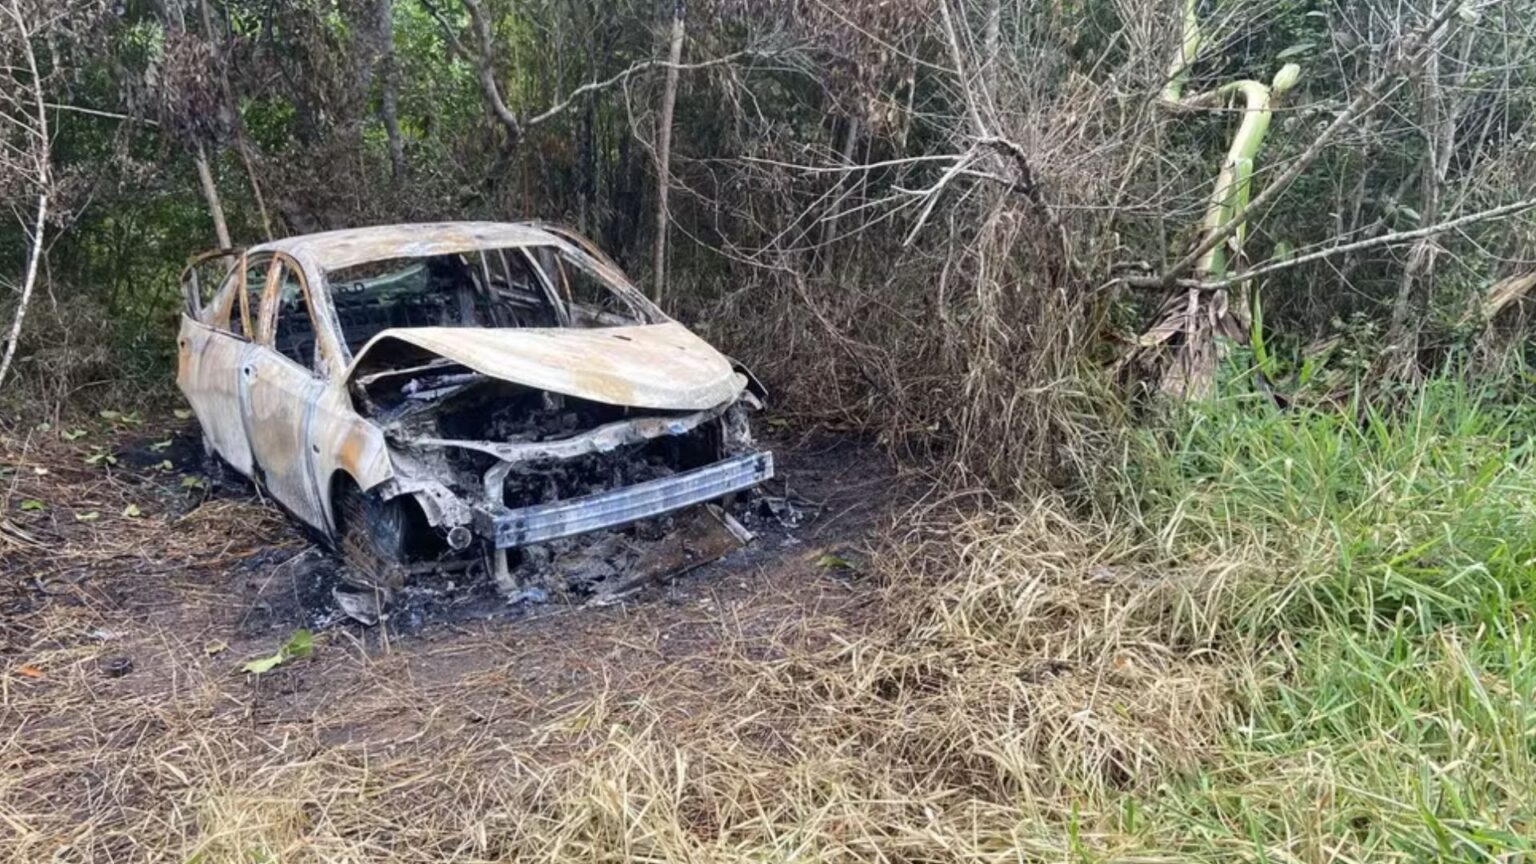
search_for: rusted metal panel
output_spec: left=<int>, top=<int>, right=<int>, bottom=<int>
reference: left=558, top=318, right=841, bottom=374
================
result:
left=347, top=322, right=744, bottom=411
left=407, top=404, right=726, bottom=464
left=307, top=384, right=393, bottom=533
left=241, top=354, right=327, bottom=528
left=473, top=452, right=774, bottom=547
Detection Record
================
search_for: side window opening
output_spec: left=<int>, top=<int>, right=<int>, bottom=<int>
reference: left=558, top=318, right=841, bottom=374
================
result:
left=271, top=263, right=325, bottom=374
left=233, top=257, right=273, bottom=341
left=181, top=252, right=246, bottom=333
left=200, top=269, right=240, bottom=332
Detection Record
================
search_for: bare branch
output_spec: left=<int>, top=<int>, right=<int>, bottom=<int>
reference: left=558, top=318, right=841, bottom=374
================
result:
left=1123, top=196, right=1536, bottom=291
left=525, top=50, right=766, bottom=129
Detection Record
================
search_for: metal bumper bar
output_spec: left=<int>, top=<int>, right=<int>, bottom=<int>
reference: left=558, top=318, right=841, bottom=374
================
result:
left=474, top=451, right=774, bottom=548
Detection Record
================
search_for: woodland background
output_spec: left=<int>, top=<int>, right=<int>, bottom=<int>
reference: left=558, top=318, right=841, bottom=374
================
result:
left=2, top=0, right=1531, bottom=489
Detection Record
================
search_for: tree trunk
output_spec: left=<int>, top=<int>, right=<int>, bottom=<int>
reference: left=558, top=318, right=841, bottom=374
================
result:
left=195, top=143, right=233, bottom=252
left=0, top=0, right=49, bottom=389
left=819, top=115, right=861, bottom=276
left=0, top=193, right=46, bottom=389
left=1384, top=19, right=1466, bottom=378
left=464, top=0, right=522, bottom=145
left=981, top=0, right=1001, bottom=113
left=199, top=0, right=272, bottom=240
left=376, top=0, right=406, bottom=179
left=651, top=0, right=686, bottom=304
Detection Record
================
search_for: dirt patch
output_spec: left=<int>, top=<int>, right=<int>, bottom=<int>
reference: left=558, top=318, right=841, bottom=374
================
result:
left=0, top=411, right=908, bottom=859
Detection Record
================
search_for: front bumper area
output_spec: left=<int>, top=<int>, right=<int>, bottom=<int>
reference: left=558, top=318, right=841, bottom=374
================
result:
left=472, top=451, right=774, bottom=548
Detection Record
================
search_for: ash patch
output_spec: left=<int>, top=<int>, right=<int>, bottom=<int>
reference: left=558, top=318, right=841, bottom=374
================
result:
left=234, top=548, right=349, bottom=635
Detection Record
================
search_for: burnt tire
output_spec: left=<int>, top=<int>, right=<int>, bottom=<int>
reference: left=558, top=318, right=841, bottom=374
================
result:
left=334, top=484, right=409, bottom=591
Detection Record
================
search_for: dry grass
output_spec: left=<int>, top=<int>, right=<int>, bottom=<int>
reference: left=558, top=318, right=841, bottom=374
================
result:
left=9, top=380, right=1535, bottom=862
left=0, top=411, right=1244, bottom=862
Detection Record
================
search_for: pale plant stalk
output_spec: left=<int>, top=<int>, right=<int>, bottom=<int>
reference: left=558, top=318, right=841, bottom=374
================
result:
left=652, top=0, right=687, bottom=304
left=0, top=0, right=50, bottom=389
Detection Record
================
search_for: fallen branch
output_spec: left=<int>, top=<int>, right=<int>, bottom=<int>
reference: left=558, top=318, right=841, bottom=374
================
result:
left=43, top=102, right=158, bottom=125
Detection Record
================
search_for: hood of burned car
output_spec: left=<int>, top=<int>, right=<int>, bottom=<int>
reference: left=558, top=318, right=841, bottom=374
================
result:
left=345, top=321, right=744, bottom=411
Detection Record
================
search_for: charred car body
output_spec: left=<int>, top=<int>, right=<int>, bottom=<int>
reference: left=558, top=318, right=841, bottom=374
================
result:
left=177, top=222, right=772, bottom=591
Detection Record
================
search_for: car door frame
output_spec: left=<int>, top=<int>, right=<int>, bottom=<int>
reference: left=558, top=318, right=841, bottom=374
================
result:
left=238, top=250, right=347, bottom=531
left=178, top=249, right=258, bottom=476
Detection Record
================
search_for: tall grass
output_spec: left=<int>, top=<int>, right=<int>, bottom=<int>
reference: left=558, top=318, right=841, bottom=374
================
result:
left=1126, top=378, right=1536, bottom=861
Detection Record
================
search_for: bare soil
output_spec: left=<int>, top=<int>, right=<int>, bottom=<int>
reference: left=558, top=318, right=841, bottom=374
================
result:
left=0, top=411, right=906, bottom=858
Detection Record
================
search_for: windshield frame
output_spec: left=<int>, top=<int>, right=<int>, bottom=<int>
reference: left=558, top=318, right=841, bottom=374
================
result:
left=313, top=238, right=665, bottom=368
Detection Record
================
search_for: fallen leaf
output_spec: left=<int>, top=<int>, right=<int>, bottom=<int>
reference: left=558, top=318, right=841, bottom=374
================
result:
left=203, top=640, right=228, bottom=656
left=180, top=475, right=205, bottom=489
left=173, top=409, right=192, bottom=420
left=814, top=552, right=857, bottom=571
left=15, top=664, right=42, bottom=679
left=61, top=428, right=87, bottom=441
left=241, top=629, right=314, bottom=674
left=156, top=460, right=174, bottom=471
left=148, top=439, right=173, bottom=452
left=122, top=503, right=141, bottom=518
left=75, top=511, right=100, bottom=522
left=19, top=499, right=45, bottom=511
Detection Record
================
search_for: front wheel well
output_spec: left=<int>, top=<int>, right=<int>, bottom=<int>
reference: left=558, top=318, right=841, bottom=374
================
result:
left=326, top=471, right=438, bottom=559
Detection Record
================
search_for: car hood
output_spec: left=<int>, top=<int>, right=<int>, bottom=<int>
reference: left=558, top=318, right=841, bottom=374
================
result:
left=345, top=321, right=745, bottom=411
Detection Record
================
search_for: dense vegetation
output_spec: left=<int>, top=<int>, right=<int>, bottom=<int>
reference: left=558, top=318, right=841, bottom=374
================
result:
left=4, top=0, right=1536, bottom=860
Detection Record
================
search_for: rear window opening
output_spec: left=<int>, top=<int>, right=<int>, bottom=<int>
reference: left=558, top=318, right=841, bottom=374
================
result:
left=320, top=244, right=656, bottom=357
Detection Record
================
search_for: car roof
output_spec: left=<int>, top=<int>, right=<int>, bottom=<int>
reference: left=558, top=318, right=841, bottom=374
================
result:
left=248, top=222, right=566, bottom=273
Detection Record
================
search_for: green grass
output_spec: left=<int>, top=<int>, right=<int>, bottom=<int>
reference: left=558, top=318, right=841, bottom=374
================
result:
left=1124, top=379, right=1536, bottom=861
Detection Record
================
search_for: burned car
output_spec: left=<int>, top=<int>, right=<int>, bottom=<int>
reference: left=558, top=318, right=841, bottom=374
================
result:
left=177, top=222, right=772, bottom=595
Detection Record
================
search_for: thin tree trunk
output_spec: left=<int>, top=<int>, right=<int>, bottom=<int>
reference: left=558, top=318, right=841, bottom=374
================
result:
left=195, top=143, right=233, bottom=252
left=981, top=0, right=1000, bottom=114
left=651, top=0, right=685, bottom=304
left=819, top=115, right=861, bottom=276
left=0, top=0, right=49, bottom=389
left=1385, top=16, right=1467, bottom=377
left=199, top=0, right=271, bottom=239
left=380, top=58, right=405, bottom=179
left=0, top=193, right=46, bottom=389
left=376, top=0, right=406, bottom=179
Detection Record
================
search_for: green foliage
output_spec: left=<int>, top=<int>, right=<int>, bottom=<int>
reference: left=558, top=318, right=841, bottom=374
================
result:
left=1114, top=378, right=1536, bottom=859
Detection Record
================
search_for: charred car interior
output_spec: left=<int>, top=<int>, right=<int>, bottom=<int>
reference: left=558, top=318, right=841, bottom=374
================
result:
left=177, top=223, right=772, bottom=609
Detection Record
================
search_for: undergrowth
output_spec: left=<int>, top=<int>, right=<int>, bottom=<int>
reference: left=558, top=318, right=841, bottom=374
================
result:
left=6, top=376, right=1535, bottom=863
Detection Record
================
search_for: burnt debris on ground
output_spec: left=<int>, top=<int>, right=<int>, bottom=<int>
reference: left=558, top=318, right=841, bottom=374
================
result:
left=0, top=407, right=906, bottom=862
left=1, top=411, right=896, bottom=648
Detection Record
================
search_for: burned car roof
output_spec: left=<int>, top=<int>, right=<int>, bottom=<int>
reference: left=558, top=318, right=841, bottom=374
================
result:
left=249, top=222, right=563, bottom=272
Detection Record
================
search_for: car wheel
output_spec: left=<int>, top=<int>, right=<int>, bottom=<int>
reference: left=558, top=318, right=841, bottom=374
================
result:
left=334, top=484, right=409, bottom=592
